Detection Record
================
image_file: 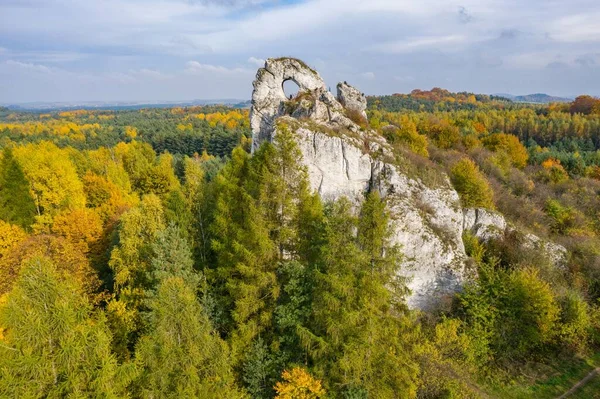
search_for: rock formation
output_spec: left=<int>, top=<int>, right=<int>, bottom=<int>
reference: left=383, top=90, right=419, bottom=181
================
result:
left=250, top=57, right=566, bottom=309
left=463, top=208, right=568, bottom=267
left=336, top=82, right=368, bottom=121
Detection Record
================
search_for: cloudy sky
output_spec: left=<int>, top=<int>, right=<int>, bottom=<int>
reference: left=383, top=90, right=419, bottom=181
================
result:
left=1, top=0, right=599, bottom=103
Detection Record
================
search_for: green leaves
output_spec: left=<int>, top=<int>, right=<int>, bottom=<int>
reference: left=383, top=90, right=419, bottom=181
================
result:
left=450, top=158, right=495, bottom=209
left=0, top=147, right=36, bottom=228
left=134, top=277, right=242, bottom=399
left=0, top=256, right=131, bottom=398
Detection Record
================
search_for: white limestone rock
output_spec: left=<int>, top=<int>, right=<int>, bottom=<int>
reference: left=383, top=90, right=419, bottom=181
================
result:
left=337, top=82, right=368, bottom=121
left=249, top=57, right=567, bottom=309
left=463, top=208, right=568, bottom=268
left=463, top=208, right=507, bottom=240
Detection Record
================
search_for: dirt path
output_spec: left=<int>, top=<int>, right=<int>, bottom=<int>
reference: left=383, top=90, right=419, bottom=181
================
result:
left=557, top=367, right=600, bottom=399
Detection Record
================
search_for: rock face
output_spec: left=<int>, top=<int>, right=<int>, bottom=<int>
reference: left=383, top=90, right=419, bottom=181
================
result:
left=336, top=82, right=368, bottom=121
left=463, top=208, right=568, bottom=267
left=251, top=58, right=466, bottom=309
left=250, top=58, right=358, bottom=153
left=249, top=57, right=566, bottom=309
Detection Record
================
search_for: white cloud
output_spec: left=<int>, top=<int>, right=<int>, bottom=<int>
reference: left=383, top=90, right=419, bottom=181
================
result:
left=550, top=12, right=600, bottom=43
left=185, top=61, right=252, bottom=75
left=2, top=0, right=600, bottom=100
left=361, top=72, right=375, bottom=80
left=136, top=68, right=172, bottom=80
left=247, top=56, right=265, bottom=67
left=5, top=60, right=52, bottom=73
left=371, top=35, right=471, bottom=54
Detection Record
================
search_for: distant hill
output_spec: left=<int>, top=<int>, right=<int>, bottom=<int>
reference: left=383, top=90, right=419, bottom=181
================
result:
left=493, top=93, right=572, bottom=103
left=1, top=98, right=249, bottom=111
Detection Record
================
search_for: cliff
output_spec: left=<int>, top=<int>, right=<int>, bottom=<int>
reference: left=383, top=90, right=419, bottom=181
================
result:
left=250, top=57, right=565, bottom=309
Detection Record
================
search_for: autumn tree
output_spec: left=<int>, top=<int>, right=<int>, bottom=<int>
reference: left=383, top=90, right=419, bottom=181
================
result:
left=570, top=95, right=600, bottom=115
left=0, top=257, right=132, bottom=397
left=12, top=141, right=86, bottom=228
left=50, top=207, right=103, bottom=255
left=482, top=133, right=529, bottom=169
left=274, top=367, right=325, bottom=399
left=0, top=234, right=101, bottom=301
left=450, top=158, right=495, bottom=209
left=0, top=220, right=27, bottom=259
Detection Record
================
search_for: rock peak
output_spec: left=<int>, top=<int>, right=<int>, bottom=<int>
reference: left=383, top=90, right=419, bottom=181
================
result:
left=250, top=57, right=365, bottom=152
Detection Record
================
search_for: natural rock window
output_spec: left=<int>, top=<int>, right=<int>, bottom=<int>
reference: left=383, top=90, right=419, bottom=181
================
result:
left=283, top=79, right=300, bottom=99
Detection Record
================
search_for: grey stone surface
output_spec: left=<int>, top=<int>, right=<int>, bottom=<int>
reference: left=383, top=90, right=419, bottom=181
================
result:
left=250, top=57, right=567, bottom=309
left=337, top=82, right=368, bottom=121
left=463, top=208, right=568, bottom=268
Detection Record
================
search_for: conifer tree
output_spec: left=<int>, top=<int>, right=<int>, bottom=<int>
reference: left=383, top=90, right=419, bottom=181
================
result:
left=304, top=197, right=419, bottom=398
left=0, top=147, right=36, bottom=228
left=252, top=124, right=311, bottom=258
left=107, top=194, right=165, bottom=358
left=148, top=223, right=199, bottom=290
left=134, top=276, right=244, bottom=399
left=210, top=147, right=277, bottom=356
left=0, top=256, right=132, bottom=397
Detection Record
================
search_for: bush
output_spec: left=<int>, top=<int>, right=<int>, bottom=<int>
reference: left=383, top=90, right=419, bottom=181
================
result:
left=501, top=268, right=560, bottom=356
left=381, top=119, right=429, bottom=157
left=558, top=291, right=591, bottom=352
left=450, top=158, right=495, bottom=209
left=482, top=133, right=529, bottom=169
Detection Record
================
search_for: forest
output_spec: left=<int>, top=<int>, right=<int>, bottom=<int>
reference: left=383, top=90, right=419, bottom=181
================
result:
left=1, top=91, right=600, bottom=398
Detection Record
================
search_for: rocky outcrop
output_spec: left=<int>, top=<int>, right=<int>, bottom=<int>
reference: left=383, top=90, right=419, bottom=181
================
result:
left=463, top=208, right=507, bottom=240
left=463, top=208, right=568, bottom=267
left=250, top=58, right=359, bottom=153
left=251, top=58, right=466, bottom=309
left=249, top=57, right=567, bottom=309
left=336, top=82, right=368, bottom=121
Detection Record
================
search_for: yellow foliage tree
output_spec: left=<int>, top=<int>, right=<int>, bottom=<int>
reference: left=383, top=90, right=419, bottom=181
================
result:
left=51, top=208, right=103, bottom=255
left=450, top=158, right=495, bottom=209
left=0, top=235, right=102, bottom=302
left=274, top=368, right=326, bottom=399
left=12, top=141, right=86, bottom=223
left=482, top=133, right=529, bottom=169
left=124, top=125, right=138, bottom=139
left=0, top=221, right=27, bottom=259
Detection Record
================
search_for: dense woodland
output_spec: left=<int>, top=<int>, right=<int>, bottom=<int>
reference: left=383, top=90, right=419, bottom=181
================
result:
left=1, top=91, right=600, bottom=398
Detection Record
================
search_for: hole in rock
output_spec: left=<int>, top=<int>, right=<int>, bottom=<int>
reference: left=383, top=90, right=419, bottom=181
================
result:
left=283, top=79, right=300, bottom=99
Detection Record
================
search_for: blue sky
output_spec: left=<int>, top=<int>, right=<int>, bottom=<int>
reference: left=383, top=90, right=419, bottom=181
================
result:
left=0, top=0, right=599, bottom=103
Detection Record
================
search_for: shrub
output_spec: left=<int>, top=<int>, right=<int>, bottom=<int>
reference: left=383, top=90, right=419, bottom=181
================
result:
left=450, top=158, right=495, bottom=209
left=501, top=268, right=560, bottom=356
left=425, top=119, right=460, bottom=149
left=381, top=119, right=429, bottom=157
left=482, top=133, right=529, bottom=169
left=558, top=291, right=591, bottom=352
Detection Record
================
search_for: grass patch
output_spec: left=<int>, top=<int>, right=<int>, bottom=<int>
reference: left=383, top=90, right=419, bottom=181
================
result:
left=570, top=372, right=600, bottom=398
left=481, top=351, right=600, bottom=399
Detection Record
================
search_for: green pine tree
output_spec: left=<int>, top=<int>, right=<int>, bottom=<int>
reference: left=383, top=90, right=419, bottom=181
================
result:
left=209, top=147, right=277, bottom=357
left=134, top=276, right=245, bottom=399
left=303, top=196, right=419, bottom=398
left=149, top=223, right=199, bottom=290
left=0, top=256, right=133, bottom=397
left=0, top=147, right=36, bottom=228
